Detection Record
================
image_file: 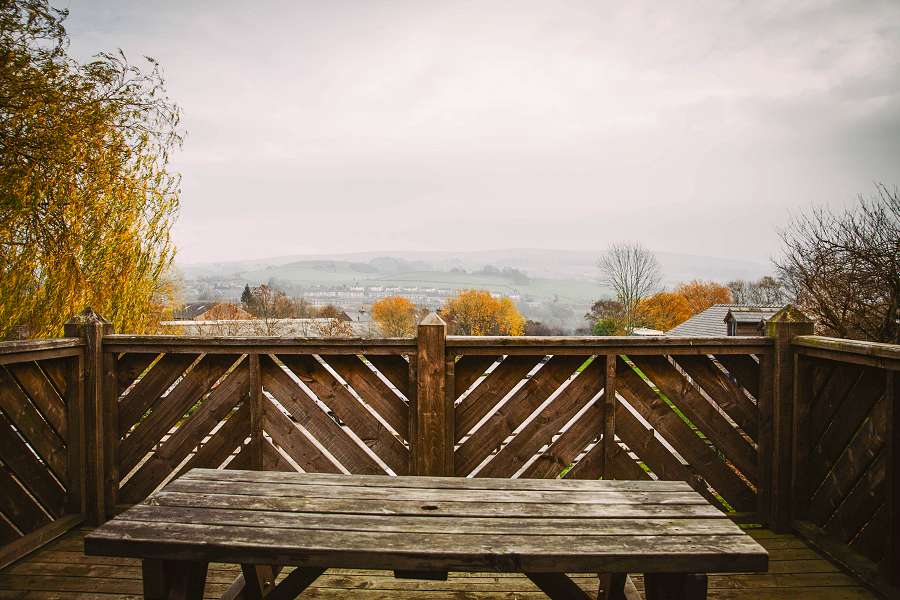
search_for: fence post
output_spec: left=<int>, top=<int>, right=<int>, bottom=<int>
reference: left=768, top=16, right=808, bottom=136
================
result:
left=64, top=308, right=114, bottom=525
left=887, top=369, right=899, bottom=586
left=412, top=313, right=452, bottom=476
left=766, top=305, right=813, bottom=532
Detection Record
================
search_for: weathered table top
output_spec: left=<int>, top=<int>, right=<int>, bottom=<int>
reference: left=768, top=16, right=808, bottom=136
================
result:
left=85, top=468, right=768, bottom=574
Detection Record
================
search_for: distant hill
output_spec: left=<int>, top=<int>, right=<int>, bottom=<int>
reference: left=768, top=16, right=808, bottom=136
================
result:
left=179, top=248, right=770, bottom=289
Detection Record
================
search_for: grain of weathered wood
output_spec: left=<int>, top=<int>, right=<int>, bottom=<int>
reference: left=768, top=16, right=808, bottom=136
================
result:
left=5, top=362, right=67, bottom=440
left=629, top=355, right=758, bottom=484
left=364, top=355, right=411, bottom=399
left=116, top=353, right=197, bottom=436
left=520, top=399, right=601, bottom=479
left=0, top=368, right=67, bottom=480
left=169, top=403, right=251, bottom=479
left=279, top=354, right=408, bottom=475
left=454, top=355, right=540, bottom=439
left=674, top=355, right=758, bottom=440
left=263, top=401, right=341, bottom=474
left=118, top=354, right=238, bottom=477
left=806, top=395, right=887, bottom=526
left=118, top=366, right=249, bottom=503
left=164, top=477, right=708, bottom=505
left=601, top=354, right=617, bottom=478
left=248, top=354, right=264, bottom=471
left=453, top=356, right=498, bottom=397
left=461, top=356, right=588, bottom=477
left=150, top=490, right=724, bottom=519
left=767, top=310, right=814, bottom=533
left=321, top=354, right=409, bottom=440
left=0, top=464, right=51, bottom=533
left=413, top=314, right=450, bottom=476
left=616, top=359, right=755, bottom=511
left=713, top=354, right=760, bottom=401
left=808, top=369, right=885, bottom=495
left=115, top=353, right=158, bottom=396
left=261, top=355, right=383, bottom=474
left=182, top=468, right=693, bottom=491
left=0, top=411, right=66, bottom=517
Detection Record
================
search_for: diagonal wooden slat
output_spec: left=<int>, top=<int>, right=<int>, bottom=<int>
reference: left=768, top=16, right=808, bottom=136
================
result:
left=6, top=363, right=67, bottom=440
left=673, top=355, right=758, bottom=440
left=116, top=353, right=159, bottom=396
left=454, top=356, right=498, bottom=397
left=321, top=355, right=408, bottom=441
left=477, top=358, right=600, bottom=478
left=118, top=364, right=249, bottom=503
left=455, top=356, right=542, bottom=439
left=172, top=402, right=251, bottom=478
left=521, top=401, right=602, bottom=479
left=613, top=399, right=725, bottom=510
left=261, top=356, right=383, bottom=475
left=36, top=358, right=69, bottom=400
left=279, top=355, right=408, bottom=475
left=262, top=439, right=296, bottom=472
left=364, top=355, right=410, bottom=399
left=0, top=369, right=67, bottom=481
left=0, top=412, right=66, bottom=517
left=808, top=362, right=865, bottom=446
left=119, top=354, right=238, bottom=477
left=616, top=358, right=755, bottom=511
left=566, top=438, right=649, bottom=481
left=807, top=394, right=887, bottom=526
left=117, top=353, right=197, bottom=436
left=263, top=401, right=340, bottom=474
left=629, top=355, right=757, bottom=484
left=808, top=368, right=885, bottom=494
left=822, top=450, right=886, bottom=551
left=0, top=465, right=51, bottom=534
left=713, top=354, right=760, bottom=400
left=455, top=356, right=584, bottom=477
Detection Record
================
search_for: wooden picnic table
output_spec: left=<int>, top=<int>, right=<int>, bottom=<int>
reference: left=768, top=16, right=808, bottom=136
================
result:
left=84, top=468, right=768, bottom=600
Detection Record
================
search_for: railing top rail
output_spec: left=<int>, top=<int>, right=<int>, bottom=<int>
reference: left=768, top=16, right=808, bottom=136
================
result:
left=103, top=334, right=416, bottom=355
left=0, top=337, right=84, bottom=365
left=793, top=335, right=900, bottom=370
left=446, top=335, right=773, bottom=355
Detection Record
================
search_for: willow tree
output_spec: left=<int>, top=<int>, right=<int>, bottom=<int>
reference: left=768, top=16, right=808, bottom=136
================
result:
left=1, top=0, right=182, bottom=338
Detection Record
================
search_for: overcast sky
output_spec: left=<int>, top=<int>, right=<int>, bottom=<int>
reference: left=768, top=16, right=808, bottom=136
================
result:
left=63, top=0, right=900, bottom=265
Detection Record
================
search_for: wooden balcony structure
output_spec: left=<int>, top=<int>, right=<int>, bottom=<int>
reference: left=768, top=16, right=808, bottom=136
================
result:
left=0, top=307, right=896, bottom=598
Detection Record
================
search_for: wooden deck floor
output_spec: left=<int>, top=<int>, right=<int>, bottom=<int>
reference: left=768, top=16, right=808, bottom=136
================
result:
left=0, top=527, right=878, bottom=599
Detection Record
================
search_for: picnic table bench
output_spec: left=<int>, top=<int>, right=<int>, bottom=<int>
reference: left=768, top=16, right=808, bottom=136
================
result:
left=84, top=469, right=768, bottom=600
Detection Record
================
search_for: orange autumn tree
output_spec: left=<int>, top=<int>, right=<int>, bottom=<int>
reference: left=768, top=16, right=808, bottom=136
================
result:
left=637, top=292, right=692, bottom=331
left=371, top=296, right=419, bottom=337
left=675, top=280, right=733, bottom=314
left=440, top=290, right=525, bottom=336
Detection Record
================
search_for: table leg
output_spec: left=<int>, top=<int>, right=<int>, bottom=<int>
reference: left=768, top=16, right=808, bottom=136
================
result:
left=524, top=572, right=592, bottom=600
left=644, top=573, right=708, bottom=600
left=597, top=573, right=642, bottom=600
left=164, top=560, right=208, bottom=600
left=142, top=559, right=168, bottom=600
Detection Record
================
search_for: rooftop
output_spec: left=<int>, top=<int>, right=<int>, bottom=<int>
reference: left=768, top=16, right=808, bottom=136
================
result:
left=666, top=304, right=782, bottom=336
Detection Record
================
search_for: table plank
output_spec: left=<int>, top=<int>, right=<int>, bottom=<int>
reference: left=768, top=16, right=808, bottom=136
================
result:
left=148, top=491, right=726, bottom=519
left=120, top=505, right=747, bottom=537
left=182, top=468, right=694, bottom=492
left=85, top=521, right=768, bottom=573
left=165, top=479, right=708, bottom=506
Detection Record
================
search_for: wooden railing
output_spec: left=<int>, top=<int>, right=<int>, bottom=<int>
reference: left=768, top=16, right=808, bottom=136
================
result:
left=0, top=306, right=896, bottom=595
left=0, top=338, right=85, bottom=567
left=790, top=335, right=899, bottom=593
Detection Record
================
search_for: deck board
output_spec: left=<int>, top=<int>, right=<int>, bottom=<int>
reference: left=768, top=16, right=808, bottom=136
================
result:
left=0, top=528, right=878, bottom=599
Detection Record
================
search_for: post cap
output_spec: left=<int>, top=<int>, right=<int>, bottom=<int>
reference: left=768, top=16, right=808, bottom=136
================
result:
left=64, top=307, right=111, bottom=326
left=766, top=304, right=812, bottom=324
left=419, top=312, right=446, bottom=327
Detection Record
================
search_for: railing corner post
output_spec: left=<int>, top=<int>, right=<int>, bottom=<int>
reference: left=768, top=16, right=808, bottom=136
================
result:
left=765, top=304, right=814, bottom=533
left=413, top=313, right=452, bottom=476
left=64, top=308, right=114, bottom=525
